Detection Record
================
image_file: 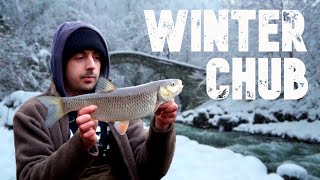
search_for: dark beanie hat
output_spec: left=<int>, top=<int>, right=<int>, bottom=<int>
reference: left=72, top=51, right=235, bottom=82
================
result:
left=62, top=28, right=107, bottom=62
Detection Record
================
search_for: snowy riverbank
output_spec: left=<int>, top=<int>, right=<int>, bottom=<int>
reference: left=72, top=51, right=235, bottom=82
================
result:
left=0, top=126, right=285, bottom=180
left=177, top=88, right=320, bottom=143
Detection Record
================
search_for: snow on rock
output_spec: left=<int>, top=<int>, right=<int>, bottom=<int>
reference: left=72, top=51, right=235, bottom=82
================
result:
left=192, top=108, right=211, bottom=128
left=178, top=102, right=252, bottom=131
left=254, top=109, right=278, bottom=124
left=208, top=105, right=225, bottom=116
left=177, top=88, right=320, bottom=141
left=277, top=163, right=308, bottom=180
left=177, top=109, right=195, bottom=124
left=0, top=90, right=41, bottom=126
left=234, top=121, right=320, bottom=143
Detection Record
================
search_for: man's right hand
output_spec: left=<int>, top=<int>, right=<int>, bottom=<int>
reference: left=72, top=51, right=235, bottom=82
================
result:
left=76, top=105, right=98, bottom=151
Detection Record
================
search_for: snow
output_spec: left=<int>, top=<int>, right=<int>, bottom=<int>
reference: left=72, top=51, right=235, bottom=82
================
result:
left=163, top=135, right=282, bottom=180
left=0, top=127, right=283, bottom=180
left=0, top=90, right=285, bottom=180
left=277, top=163, right=308, bottom=180
left=254, top=109, right=278, bottom=122
left=311, top=0, right=320, bottom=7
left=0, top=127, right=16, bottom=180
left=234, top=121, right=320, bottom=143
left=177, top=88, right=320, bottom=143
left=0, top=90, right=41, bottom=126
left=177, top=109, right=200, bottom=124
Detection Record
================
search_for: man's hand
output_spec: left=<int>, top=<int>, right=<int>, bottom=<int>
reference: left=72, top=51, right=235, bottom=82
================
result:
left=155, top=99, right=178, bottom=131
left=76, top=105, right=98, bottom=151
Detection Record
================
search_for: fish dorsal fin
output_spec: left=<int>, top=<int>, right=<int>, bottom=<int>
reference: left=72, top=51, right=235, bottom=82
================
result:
left=95, top=78, right=117, bottom=93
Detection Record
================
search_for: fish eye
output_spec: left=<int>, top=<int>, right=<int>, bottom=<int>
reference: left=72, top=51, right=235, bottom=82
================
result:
left=171, top=82, right=176, bottom=86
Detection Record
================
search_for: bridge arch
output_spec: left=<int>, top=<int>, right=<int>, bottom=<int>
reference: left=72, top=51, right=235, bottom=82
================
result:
left=109, top=51, right=208, bottom=111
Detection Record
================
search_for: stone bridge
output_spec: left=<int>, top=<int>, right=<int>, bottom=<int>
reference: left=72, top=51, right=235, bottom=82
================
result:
left=109, top=51, right=209, bottom=111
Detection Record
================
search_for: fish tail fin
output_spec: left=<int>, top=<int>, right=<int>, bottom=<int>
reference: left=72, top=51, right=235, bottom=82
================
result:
left=37, top=96, right=66, bottom=128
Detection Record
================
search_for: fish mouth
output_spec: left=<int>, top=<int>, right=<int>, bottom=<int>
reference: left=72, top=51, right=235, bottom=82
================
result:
left=175, top=80, right=184, bottom=94
left=178, top=85, right=183, bottom=93
left=177, top=80, right=183, bottom=89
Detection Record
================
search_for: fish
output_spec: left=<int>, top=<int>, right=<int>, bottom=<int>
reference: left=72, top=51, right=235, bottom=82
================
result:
left=37, top=77, right=183, bottom=135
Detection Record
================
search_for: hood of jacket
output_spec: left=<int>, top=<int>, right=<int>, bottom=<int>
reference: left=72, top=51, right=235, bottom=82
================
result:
left=50, top=21, right=110, bottom=97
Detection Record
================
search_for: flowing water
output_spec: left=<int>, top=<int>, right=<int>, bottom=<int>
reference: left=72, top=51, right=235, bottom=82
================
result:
left=174, top=122, right=320, bottom=179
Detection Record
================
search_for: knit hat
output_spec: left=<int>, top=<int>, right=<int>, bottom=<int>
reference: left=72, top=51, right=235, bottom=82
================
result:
left=62, top=28, right=107, bottom=62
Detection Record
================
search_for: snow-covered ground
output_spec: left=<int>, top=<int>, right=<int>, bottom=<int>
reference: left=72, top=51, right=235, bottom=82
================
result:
left=0, top=126, right=284, bottom=180
left=0, top=90, right=314, bottom=179
left=234, top=121, right=320, bottom=143
left=0, top=127, right=16, bottom=180
left=164, top=135, right=282, bottom=180
left=0, top=91, right=41, bottom=127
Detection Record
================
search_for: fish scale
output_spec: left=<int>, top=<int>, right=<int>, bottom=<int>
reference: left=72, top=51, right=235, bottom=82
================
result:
left=37, top=78, right=183, bottom=134
left=63, top=81, right=160, bottom=121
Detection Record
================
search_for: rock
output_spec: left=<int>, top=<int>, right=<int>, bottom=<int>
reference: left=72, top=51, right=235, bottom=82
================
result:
left=192, top=109, right=210, bottom=129
left=254, top=110, right=277, bottom=124
left=273, top=110, right=309, bottom=122
left=207, top=106, right=225, bottom=119
left=4, top=124, right=13, bottom=130
left=277, top=163, right=308, bottom=180
left=254, top=113, right=268, bottom=124
left=217, top=115, right=236, bottom=131
left=297, top=112, right=308, bottom=120
left=283, top=113, right=297, bottom=122
left=273, top=111, right=299, bottom=122
left=273, top=111, right=285, bottom=122
left=216, top=115, right=248, bottom=132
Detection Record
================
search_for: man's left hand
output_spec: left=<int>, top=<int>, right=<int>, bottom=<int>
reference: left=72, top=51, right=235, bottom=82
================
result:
left=155, top=99, right=178, bottom=131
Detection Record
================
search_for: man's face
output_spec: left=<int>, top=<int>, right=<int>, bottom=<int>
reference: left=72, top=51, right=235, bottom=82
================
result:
left=64, top=50, right=101, bottom=96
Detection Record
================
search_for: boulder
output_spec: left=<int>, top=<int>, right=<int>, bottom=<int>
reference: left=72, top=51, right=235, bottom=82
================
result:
left=277, top=163, right=308, bottom=180
left=216, top=114, right=249, bottom=132
left=192, top=109, right=211, bottom=129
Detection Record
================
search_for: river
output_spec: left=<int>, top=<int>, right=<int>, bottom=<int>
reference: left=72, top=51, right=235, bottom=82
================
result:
left=174, top=122, right=320, bottom=179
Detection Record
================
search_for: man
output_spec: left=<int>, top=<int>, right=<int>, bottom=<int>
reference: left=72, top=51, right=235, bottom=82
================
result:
left=14, top=21, right=177, bottom=180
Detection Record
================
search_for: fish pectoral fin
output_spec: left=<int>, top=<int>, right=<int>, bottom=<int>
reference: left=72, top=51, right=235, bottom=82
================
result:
left=114, top=120, right=129, bottom=135
left=95, top=77, right=117, bottom=93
